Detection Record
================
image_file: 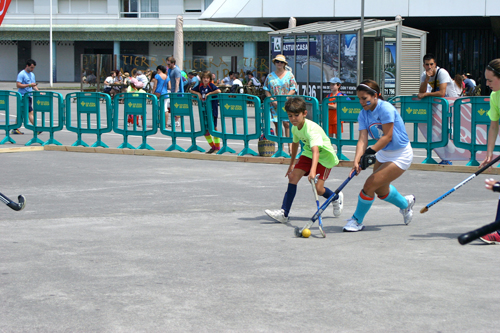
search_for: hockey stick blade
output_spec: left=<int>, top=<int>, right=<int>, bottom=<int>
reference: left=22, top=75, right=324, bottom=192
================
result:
left=296, top=170, right=357, bottom=237
left=0, top=193, right=26, bottom=211
left=458, top=219, right=500, bottom=245
left=421, top=155, right=500, bottom=214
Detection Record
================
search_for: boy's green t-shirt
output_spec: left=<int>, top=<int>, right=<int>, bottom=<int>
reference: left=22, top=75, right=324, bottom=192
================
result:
left=292, top=118, right=339, bottom=169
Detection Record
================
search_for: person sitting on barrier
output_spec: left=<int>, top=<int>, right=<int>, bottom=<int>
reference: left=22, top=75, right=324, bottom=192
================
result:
left=343, top=80, right=415, bottom=232
left=126, top=78, right=146, bottom=127
left=325, top=77, right=346, bottom=138
left=230, top=72, right=244, bottom=94
left=151, top=65, right=170, bottom=128
left=264, top=96, right=342, bottom=224
left=478, top=59, right=500, bottom=244
left=190, top=70, right=222, bottom=154
left=263, top=54, right=297, bottom=154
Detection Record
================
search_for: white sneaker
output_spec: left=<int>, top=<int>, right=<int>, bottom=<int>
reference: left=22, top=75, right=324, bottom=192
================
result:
left=265, top=209, right=289, bottom=223
left=400, top=195, right=415, bottom=225
left=332, top=192, right=344, bottom=217
left=343, top=217, right=365, bottom=232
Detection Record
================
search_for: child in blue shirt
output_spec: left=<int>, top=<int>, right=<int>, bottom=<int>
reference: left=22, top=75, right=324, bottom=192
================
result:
left=191, top=71, right=222, bottom=154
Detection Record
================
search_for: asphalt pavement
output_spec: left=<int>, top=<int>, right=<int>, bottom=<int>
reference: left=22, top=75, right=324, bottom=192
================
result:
left=1, top=82, right=500, bottom=332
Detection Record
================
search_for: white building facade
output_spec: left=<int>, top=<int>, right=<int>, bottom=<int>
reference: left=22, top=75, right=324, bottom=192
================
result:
left=0, top=0, right=271, bottom=82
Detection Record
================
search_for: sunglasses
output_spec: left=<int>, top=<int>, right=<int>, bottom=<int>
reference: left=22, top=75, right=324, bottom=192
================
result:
left=274, top=60, right=286, bottom=64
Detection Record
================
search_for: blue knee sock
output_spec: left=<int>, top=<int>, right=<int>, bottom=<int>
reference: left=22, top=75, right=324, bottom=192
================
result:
left=352, top=191, right=374, bottom=223
left=379, top=185, right=407, bottom=209
left=322, top=187, right=334, bottom=199
left=281, top=183, right=297, bottom=217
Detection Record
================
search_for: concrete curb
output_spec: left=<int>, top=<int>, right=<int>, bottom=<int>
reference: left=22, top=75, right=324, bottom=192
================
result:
left=2, top=145, right=499, bottom=174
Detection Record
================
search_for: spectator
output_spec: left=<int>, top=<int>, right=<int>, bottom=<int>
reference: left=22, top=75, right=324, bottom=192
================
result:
left=453, top=74, right=464, bottom=97
left=111, top=70, right=123, bottom=98
left=222, top=71, right=234, bottom=86
left=325, top=77, right=346, bottom=138
left=187, top=71, right=200, bottom=90
left=136, top=70, right=149, bottom=88
left=126, top=78, right=145, bottom=127
left=463, top=73, right=476, bottom=95
left=230, top=72, right=244, bottom=93
left=103, top=71, right=115, bottom=95
left=12, top=59, right=40, bottom=135
left=166, top=56, right=183, bottom=127
left=417, top=54, right=458, bottom=99
left=246, top=70, right=261, bottom=87
left=86, top=70, right=97, bottom=85
left=151, top=65, right=170, bottom=128
left=123, top=72, right=131, bottom=86
left=190, top=71, right=222, bottom=154
left=211, top=73, right=220, bottom=85
left=417, top=53, right=458, bottom=165
left=260, top=73, right=268, bottom=85
left=263, top=54, right=297, bottom=153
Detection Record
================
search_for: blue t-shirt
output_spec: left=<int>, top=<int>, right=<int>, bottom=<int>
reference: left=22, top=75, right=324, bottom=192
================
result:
left=357, top=100, right=409, bottom=151
left=168, top=66, right=184, bottom=93
left=17, top=70, right=36, bottom=96
left=189, top=76, right=200, bottom=89
left=191, top=82, right=219, bottom=118
left=154, top=74, right=169, bottom=96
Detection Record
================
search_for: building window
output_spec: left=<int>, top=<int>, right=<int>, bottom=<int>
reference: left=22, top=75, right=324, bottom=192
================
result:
left=184, top=0, right=201, bottom=13
left=58, top=0, right=107, bottom=14
left=204, top=0, right=213, bottom=10
left=121, top=0, right=158, bottom=18
left=7, top=0, right=34, bottom=13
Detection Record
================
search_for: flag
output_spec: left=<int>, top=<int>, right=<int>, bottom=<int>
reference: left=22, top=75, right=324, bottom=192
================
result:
left=0, top=0, right=12, bottom=26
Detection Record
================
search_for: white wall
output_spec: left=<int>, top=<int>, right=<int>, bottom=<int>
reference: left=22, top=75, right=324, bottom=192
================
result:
left=31, top=42, right=50, bottom=82
left=56, top=43, right=74, bottom=82
left=0, top=43, right=18, bottom=81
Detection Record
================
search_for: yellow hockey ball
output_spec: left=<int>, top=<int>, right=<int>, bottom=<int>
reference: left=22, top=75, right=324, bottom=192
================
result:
left=302, top=229, right=311, bottom=238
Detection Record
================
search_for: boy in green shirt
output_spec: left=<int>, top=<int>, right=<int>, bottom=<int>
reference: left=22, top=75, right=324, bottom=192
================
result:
left=265, top=97, right=343, bottom=223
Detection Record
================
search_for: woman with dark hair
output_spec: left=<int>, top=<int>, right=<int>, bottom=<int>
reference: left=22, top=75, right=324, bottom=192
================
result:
left=152, top=65, right=170, bottom=127
left=343, top=79, right=415, bottom=232
left=476, top=59, right=500, bottom=244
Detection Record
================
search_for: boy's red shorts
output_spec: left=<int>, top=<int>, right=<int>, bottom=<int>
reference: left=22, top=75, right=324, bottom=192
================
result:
left=294, top=155, right=331, bottom=181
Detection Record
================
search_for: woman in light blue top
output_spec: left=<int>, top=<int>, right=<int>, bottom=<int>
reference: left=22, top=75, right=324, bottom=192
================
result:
left=343, top=79, right=415, bottom=232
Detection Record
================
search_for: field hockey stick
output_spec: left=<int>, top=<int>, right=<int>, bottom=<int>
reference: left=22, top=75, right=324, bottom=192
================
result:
left=295, top=169, right=357, bottom=237
left=309, top=174, right=326, bottom=238
left=420, top=154, right=500, bottom=214
left=457, top=219, right=500, bottom=245
left=0, top=192, right=26, bottom=211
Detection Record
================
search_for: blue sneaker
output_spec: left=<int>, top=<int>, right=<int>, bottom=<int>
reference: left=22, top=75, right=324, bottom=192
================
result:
left=438, top=160, right=452, bottom=165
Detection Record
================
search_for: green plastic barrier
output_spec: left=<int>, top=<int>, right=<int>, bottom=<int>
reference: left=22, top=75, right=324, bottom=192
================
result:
left=262, top=95, right=319, bottom=158
left=159, top=93, right=206, bottom=152
left=453, top=96, right=492, bottom=166
left=65, top=92, right=113, bottom=148
left=113, top=92, right=158, bottom=150
left=0, top=91, right=22, bottom=144
left=23, top=91, right=64, bottom=146
left=326, top=96, right=376, bottom=161
left=390, top=96, right=449, bottom=164
left=206, top=93, right=262, bottom=156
